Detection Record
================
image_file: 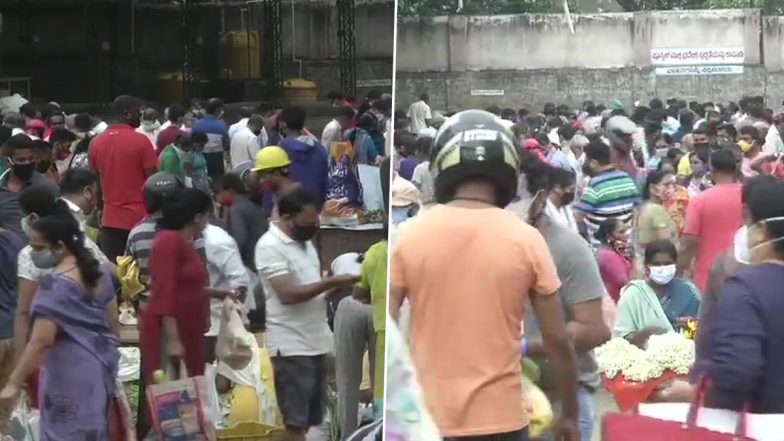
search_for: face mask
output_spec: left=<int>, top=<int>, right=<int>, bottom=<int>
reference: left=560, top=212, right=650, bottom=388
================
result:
left=291, top=223, right=317, bottom=242
left=218, top=192, right=235, bottom=207
left=12, top=162, right=35, bottom=181
left=263, top=180, right=279, bottom=192
left=581, top=163, right=594, bottom=177
left=391, top=206, right=413, bottom=225
left=746, top=216, right=784, bottom=263
left=31, top=249, right=61, bottom=269
left=738, top=140, right=754, bottom=153
left=656, top=147, right=669, bottom=158
left=693, top=142, right=709, bottom=150
left=141, top=120, right=157, bottom=132
left=21, top=215, right=33, bottom=237
left=36, top=160, right=51, bottom=173
left=649, top=264, right=676, bottom=285
left=734, top=225, right=751, bottom=264
left=561, top=191, right=575, bottom=206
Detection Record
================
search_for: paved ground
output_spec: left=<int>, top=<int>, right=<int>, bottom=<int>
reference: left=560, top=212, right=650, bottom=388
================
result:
left=592, top=388, right=618, bottom=441
left=303, top=388, right=618, bottom=441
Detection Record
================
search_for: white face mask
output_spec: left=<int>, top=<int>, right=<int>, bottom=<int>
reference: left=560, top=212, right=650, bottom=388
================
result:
left=20, top=215, right=33, bottom=237
left=734, top=225, right=751, bottom=264
left=649, top=264, right=676, bottom=285
left=745, top=216, right=784, bottom=263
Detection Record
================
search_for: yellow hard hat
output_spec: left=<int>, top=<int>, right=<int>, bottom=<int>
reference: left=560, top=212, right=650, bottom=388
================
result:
left=253, top=146, right=292, bottom=172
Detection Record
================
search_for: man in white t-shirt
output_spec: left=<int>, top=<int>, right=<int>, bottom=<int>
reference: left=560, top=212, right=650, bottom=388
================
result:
left=321, top=106, right=356, bottom=151
left=229, top=106, right=254, bottom=141
left=407, top=93, right=432, bottom=134
left=229, top=114, right=264, bottom=170
left=255, top=187, right=358, bottom=441
left=203, top=223, right=250, bottom=357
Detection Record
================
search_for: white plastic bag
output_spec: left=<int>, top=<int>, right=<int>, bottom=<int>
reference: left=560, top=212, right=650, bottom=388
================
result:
left=118, top=347, right=141, bottom=383
left=358, top=164, right=383, bottom=212
left=216, top=298, right=253, bottom=370
left=203, top=363, right=224, bottom=429
left=4, top=398, right=39, bottom=441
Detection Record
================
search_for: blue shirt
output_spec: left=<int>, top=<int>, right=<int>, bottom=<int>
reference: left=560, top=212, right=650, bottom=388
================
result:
left=547, top=148, right=573, bottom=171
left=704, top=263, right=784, bottom=413
left=280, top=136, right=330, bottom=206
left=0, top=231, right=25, bottom=339
left=192, top=115, right=229, bottom=154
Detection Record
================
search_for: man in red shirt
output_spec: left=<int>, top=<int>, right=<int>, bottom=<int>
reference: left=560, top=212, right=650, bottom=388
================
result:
left=90, top=95, right=159, bottom=263
left=679, top=149, right=744, bottom=291
left=155, top=104, right=188, bottom=155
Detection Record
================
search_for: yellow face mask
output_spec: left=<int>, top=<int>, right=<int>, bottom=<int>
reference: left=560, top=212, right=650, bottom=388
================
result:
left=738, top=140, right=754, bottom=153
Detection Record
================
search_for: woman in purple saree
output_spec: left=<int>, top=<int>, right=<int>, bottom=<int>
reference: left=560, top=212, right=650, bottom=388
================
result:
left=0, top=213, right=120, bottom=441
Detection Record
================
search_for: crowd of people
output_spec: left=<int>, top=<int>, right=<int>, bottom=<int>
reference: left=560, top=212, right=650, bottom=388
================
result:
left=0, top=90, right=390, bottom=441
left=388, top=94, right=784, bottom=440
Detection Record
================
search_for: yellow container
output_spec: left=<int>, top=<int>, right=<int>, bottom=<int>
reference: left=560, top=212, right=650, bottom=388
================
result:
left=219, top=31, right=261, bottom=79
left=159, top=72, right=184, bottom=105
left=217, top=422, right=283, bottom=441
left=282, top=78, right=318, bottom=104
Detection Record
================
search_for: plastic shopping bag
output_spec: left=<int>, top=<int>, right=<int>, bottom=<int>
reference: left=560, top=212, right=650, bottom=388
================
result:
left=358, top=164, right=383, bottom=212
left=202, top=364, right=223, bottom=429
left=257, top=347, right=283, bottom=427
left=216, top=298, right=253, bottom=371
left=3, top=397, right=39, bottom=441
left=147, top=375, right=217, bottom=441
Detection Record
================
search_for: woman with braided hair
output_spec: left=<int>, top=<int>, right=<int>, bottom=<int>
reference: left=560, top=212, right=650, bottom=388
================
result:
left=0, top=213, right=124, bottom=440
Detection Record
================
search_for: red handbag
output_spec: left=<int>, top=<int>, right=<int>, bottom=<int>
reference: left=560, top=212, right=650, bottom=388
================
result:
left=602, top=377, right=754, bottom=441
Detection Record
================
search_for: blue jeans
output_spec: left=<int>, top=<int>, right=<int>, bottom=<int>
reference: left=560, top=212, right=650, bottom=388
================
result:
left=550, top=387, right=596, bottom=441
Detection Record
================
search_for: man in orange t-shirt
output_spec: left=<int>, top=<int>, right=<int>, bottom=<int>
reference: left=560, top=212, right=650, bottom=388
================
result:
left=388, top=110, right=580, bottom=441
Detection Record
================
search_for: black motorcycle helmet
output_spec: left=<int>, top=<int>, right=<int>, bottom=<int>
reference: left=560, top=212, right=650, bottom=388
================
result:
left=143, top=171, right=185, bottom=213
left=433, top=110, right=520, bottom=207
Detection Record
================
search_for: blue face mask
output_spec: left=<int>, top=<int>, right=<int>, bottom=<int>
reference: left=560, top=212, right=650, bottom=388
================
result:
left=391, top=206, right=414, bottom=226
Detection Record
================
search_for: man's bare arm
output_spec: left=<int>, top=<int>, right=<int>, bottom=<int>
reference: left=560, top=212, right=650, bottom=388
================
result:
left=678, top=234, right=700, bottom=276
left=528, top=298, right=609, bottom=356
left=530, top=291, right=579, bottom=421
left=388, top=284, right=405, bottom=322
left=268, top=274, right=355, bottom=305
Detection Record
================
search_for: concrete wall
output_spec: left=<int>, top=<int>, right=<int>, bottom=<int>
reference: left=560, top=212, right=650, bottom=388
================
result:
left=396, top=9, right=780, bottom=110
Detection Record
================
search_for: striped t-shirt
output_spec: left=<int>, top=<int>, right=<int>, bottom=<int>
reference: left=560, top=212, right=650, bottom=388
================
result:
left=125, top=214, right=206, bottom=291
left=574, top=169, right=641, bottom=246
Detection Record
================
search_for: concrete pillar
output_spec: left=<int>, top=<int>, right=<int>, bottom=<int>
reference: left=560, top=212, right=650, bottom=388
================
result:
left=632, top=11, right=652, bottom=69
left=744, top=9, right=762, bottom=65
left=763, top=16, right=783, bottom=72
left=448, top=15, right=468, bottom=72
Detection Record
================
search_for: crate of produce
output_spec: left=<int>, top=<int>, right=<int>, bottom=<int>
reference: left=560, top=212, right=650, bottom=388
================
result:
left=217, top=422, right=283, bottom=441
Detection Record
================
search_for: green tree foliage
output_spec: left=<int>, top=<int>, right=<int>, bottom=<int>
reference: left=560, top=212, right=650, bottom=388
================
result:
left=398, top=0, right=783, bottom=18
left=615, top=0, right=783, bottom=13
left=398, top=0, right=576, bottom=17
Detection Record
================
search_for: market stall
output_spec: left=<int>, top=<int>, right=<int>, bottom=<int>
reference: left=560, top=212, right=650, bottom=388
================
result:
left=318, top=223, right=386, bottom=269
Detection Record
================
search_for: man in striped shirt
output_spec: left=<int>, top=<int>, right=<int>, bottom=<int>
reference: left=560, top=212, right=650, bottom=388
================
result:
left=125, top=172, right=206, bottom=294
left=575, top=140, right=641, bottom=246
